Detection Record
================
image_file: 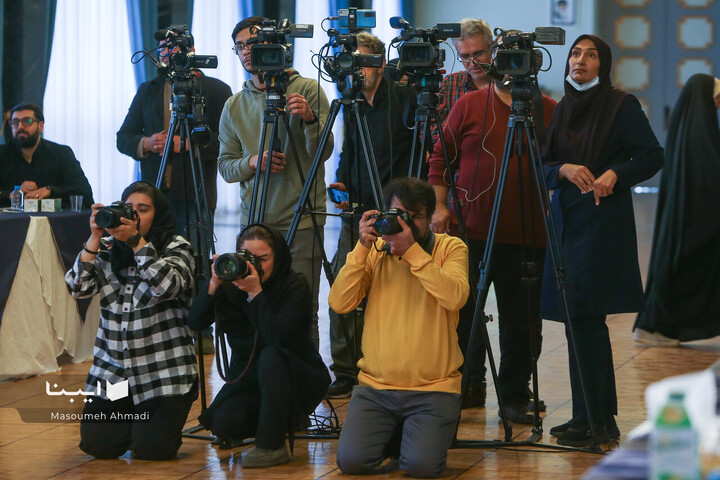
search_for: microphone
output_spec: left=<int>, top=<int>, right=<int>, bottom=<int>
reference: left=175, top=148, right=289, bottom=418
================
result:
left=154, top=28, right=177, bottom=42
left=389, top=16, right=411, bottom=30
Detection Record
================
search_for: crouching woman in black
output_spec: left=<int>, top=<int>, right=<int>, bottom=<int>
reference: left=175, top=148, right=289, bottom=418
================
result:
left=188, top=224, right=330, bottom=468
left=65, top=181, right=197, bottom=460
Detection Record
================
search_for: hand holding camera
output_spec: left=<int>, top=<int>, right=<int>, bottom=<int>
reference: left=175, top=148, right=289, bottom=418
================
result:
left=212, top=250, right=264, bottom=299
left=358, top=210, right=380, bottom=248
left=378, top=213, right=414, bottom=256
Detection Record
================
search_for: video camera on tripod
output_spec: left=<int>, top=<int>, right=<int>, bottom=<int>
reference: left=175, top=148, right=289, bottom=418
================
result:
left=391, top=17, right=460, bottom=73
left=248, top=19, right=314, bottom=72
left=492, top=27, right=565, bottom=77
left=320, top=8, right=383, bottom=94
left=150, top=25, right=219, bottom=146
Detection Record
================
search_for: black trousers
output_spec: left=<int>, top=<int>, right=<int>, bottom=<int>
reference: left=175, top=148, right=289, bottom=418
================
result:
left=566, top=316, right=618, bottom=425
left=208, top=345, right=294, bottom=450
left=458, top=240, right=544, bottom=404
left=79, top=382, right=197, bottom=460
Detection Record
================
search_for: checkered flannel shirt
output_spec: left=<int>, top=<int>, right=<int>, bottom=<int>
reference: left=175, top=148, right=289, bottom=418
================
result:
left=65, top=235, right=197, bottom=404
left=430, top=71, right=479, bottom=147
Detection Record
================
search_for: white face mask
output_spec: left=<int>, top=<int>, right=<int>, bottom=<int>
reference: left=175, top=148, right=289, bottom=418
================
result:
left=566, top=74, right=600, bottom=92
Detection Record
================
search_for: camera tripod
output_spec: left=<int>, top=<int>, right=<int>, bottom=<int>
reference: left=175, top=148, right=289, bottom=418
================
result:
left=285, top=71, right=386, bottom=393
left=402, top=68, right=514, bottom=437
left=452, top=78, right=602, bottom=454
left=154, top=74, right=216, bottom=441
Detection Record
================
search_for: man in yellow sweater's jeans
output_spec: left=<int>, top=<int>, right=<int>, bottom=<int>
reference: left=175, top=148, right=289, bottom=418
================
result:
left=329, top=177, right=469, bottom=478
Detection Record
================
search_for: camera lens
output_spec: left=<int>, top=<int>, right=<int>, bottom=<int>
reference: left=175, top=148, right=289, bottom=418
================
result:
left=95, top=208, right=119, bottom=229
left=215, top=253, right=250, bottom=281
left=374, top=216, right=402, bottom=236
left=336, top=52, right=356, bottom=70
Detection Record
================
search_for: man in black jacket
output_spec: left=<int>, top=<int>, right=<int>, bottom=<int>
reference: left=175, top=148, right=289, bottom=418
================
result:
left=117, top=34, right=232, bottom=354
left=326, top=32, right=419, bottom=398
left=116, top=36, right=232, bottom=239
left=1, top=103, right=94, bottom=208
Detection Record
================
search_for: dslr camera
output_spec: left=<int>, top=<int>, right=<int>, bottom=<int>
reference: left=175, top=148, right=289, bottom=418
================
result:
left=214, top=249, right=264, bottom=281
left=493, top=27, right=565, bottom=76
left=372, top=208, right=413, bottom=236
left=156, top=25, right=218, bottom=74
left=95, top=202, right=137, bottom=229
left=249, top=19, right=313, bottom=71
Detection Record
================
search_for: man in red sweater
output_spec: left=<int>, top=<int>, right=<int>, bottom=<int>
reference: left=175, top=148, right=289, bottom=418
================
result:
left=428, top=78, right=557, bottom=423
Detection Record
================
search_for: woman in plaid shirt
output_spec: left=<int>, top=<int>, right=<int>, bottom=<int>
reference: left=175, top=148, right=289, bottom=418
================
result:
left=66, top=181, right=197, bottom=460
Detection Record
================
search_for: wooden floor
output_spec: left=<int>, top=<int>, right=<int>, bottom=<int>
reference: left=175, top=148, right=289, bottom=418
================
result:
left=1, top=194, right=719, bottom=480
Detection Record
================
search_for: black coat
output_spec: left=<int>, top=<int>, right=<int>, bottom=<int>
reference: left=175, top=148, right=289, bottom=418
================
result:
left=0, top=139, right=94, bottom=208
left=542, top=95, right=663, bottom=320
left=116, top=74, right=232, bottom=209
left=635, top=74, right=720, bottom=341
left=188, top=272, right=330, bottom=423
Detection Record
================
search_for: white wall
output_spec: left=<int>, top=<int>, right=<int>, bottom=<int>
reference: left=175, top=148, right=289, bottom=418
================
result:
left=413, top=0, right=598, bottom=100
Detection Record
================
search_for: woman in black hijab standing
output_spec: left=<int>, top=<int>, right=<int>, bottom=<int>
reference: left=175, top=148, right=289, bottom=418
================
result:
left=541, top=35, right=663, bottom=446
left=634, top=74, right=720, bottom=346
left=188, top=224, right=330, bottom=468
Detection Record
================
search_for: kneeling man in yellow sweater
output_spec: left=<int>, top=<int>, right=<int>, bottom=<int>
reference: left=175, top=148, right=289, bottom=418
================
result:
left=329, top=177, right=469, bottom=478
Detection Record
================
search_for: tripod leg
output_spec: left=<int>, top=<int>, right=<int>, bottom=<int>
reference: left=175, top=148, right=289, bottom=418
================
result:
left=258, top=114, right=280, bottom=222
left=353, top=104, right=386, bottom=211
left=249, top=120, right=271, bottom=224
left=285, top=98, right=343, bottom=246
left=155, top=118, right=179, bottom=190
left=408, top=116, right=422, bottom=178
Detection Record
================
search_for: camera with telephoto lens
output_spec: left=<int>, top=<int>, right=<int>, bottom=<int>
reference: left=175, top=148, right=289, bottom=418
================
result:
left=214, top=249, right=264, bottom=281
left=156, top=25, right=218, bottom=74
left=493, top=27, right=565, bottom=77
left=95, top=202, right=137, bottom=229
left=249, top=19, right=313, bottom=71
left=372, top=208, right=413, bottom=236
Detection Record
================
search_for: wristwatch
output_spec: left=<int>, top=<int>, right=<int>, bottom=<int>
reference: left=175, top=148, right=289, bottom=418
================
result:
left=125, top=231, right=143, bottom=248
left=303, top=110, right=319, bottom=125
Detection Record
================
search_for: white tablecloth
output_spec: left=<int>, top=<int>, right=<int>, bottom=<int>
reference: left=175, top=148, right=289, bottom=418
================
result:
left=0, top=216, right=99, bottom=381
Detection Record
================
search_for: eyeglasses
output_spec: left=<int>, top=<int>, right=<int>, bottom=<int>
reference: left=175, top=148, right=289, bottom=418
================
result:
left=10, top=117, right=37, bottom=128
left=457, top=48, right=492, bottom=64
left=232, top=41, right=254, bottom=55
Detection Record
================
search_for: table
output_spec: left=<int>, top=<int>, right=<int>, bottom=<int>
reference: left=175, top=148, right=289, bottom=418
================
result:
left=0, top=211, right=100, bottom=381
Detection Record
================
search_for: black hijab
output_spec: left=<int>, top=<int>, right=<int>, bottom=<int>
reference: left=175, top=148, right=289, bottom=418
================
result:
left=545, top=34, right=628, bottom=169
left=635, top=73, right=720, bottom=340
left=235, top=223, right=292, bottom=297
left=110, top=181, right=176, bottom=277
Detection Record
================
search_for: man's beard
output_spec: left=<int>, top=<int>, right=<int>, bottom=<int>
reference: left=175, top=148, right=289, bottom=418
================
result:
left=13, top=129, right=40, bottom=148
left=364, top=72, right=379, bottom=93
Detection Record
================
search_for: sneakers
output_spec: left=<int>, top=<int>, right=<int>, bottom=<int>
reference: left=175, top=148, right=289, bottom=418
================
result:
left=326, top=377, right=356, bottom=399
left=241, top=446, right=291, bottom=468
left=634, top=328, right=680, bottom=347
left=461, top=381, right=487, bottom=409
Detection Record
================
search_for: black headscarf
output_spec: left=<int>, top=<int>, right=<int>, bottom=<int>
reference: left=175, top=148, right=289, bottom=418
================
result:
left=236, top=223, right=292, bottom=296
left=110, top=181, right=176, bottom=277
left=635, top=73, right=720, bottom=340
left=545, top=34, right=628, bottom=169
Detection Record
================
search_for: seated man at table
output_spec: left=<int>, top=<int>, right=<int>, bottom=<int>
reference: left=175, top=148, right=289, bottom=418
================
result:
left=0, top=103, right=94, bottom=208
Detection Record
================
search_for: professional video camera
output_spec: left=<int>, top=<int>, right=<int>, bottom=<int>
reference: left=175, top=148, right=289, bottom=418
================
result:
left=155, top=25, right=218, bottom=74
left=321, top=8, right=383, bottom=85
left=492, top=27, right=565, bottom=77
left=390, top=17, right=460, bottom=72
left=249, top=19, right=313, bottom=71
left=372, top=208, right=413, bottom=236
left=95, top=202, right=137, bottom=229
left=214, top=250, right=264, bottom=281
left=151, top=25, right=219, bottom=145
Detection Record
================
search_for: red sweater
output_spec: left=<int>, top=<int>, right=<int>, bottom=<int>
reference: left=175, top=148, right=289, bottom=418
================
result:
left=428, top=86, right=557, bottom=246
